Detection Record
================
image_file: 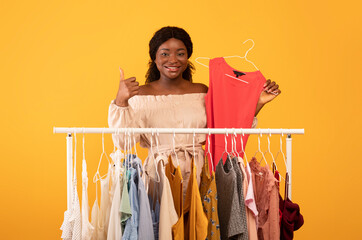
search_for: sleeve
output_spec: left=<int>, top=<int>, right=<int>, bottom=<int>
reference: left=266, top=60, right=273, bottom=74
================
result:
left=108, top=99, right=141, bottom=150
left=251, top=117, right=258, bottom=128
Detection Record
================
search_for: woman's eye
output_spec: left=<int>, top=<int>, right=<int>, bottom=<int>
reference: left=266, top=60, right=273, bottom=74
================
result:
left=161, top=52, right=169, bottom=56
left=178, top=53, right=185, bottom=56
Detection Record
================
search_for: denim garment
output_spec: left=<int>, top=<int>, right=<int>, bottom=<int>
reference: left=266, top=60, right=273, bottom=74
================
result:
left=122, top=167, right=139, bottom=240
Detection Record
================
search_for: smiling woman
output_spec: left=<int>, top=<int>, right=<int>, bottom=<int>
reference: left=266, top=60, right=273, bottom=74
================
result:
left=107, top=25, right=281, bottom=239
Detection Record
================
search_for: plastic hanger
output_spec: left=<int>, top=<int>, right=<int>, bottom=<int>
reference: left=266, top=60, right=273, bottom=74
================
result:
left=238, top=128, right=248, bottom=166
left=150, top=129, right=160, bottom=183
left=232, top=129, right=240, bottom=158
left=253, top=129, right=268, bottom=167
left=93, top=128, right=111, bottom=183
left=205, top=129, right=214, bottom=172
left=220, top=129, right=232, bottom=164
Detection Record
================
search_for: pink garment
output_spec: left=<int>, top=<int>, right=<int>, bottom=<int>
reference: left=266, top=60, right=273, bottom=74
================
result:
left=205, top=57, right=265, bottom=172
left=249, top=158, right=280, bottom=240
left=238, top=157, right=258, bottom=240
left=245, top=161, right=258, bottom=216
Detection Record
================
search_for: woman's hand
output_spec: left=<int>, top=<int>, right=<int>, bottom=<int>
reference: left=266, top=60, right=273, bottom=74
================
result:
left=115, top=68, right=140, bottom=107
left=255, top=79, right=281, bottom=116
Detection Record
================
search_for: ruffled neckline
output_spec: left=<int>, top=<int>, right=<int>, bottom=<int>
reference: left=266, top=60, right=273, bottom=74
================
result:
left=130, top=92, right=207, bottom=102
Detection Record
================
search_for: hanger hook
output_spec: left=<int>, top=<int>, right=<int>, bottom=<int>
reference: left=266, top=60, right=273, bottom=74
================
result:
left=242, top=39, right=255, bottom=59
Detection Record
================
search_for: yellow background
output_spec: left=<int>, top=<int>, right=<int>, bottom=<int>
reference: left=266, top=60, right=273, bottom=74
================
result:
left=1, top=0, right=361, bottom=239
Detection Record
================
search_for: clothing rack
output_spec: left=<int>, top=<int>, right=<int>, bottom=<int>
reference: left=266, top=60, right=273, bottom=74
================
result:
left=53, top=127, right=304, bottom=211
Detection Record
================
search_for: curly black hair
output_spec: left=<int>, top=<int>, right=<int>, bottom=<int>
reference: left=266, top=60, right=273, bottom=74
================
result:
left=145, top=26, right=195, bottom=84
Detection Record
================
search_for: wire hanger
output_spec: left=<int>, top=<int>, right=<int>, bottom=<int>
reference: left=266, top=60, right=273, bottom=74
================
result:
left=253, top=129, right=268, bottom=167
left=195, top=39, right=259, bottom=84
left=275, top=129, right=288, bottom=175
left=93, top=128, right=111, bottom=183
left=262, top=129, right=276, bottom=169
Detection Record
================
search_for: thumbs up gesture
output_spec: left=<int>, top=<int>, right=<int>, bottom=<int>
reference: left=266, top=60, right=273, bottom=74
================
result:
left=114, top=68, right=140, bottom=107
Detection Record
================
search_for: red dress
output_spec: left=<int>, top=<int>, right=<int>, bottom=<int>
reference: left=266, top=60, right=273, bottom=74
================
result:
left=205, top=57, right=266, bottom=172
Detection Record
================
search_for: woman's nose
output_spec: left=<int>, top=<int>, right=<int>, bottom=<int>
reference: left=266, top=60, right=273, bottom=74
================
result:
left=168, top=54, right=177, bottom=63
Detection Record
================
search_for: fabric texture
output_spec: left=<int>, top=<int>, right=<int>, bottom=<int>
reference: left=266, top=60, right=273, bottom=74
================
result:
left=164, top=155, right=185, bottom=240
left=158, top=158, right=179, bottom=240
left=199, top=158, right=220, bottom=240
left=108, top=93, right=207, bottom=196
left=231, top=157, right=249, bottom=240
left=107, top=163, right=124, bottom=240
left=135, top=157, right=154, bottom=240
left=215, top=155, right=246, bottom=240
left=81, top=159, right=94, bottom=240
left=123, top=166, right=139, bottom=240
left=183, top=158, right=208, bottom=240
left=237, top=157, right=258, bottom=240
left=205, top=57, right=263, bottom=170
left=250, top=157, right=280, bottom=240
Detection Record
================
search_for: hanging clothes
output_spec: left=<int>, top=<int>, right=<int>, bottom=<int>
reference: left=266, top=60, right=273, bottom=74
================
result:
left=120, top=171, right=132, bottom=234
left=107, top=150, right=124, bottom=240
left=158, top=156, right=178, bottom=240
left=123, top=167, right=139, bottom=239
left=61, top=135, right=81, bottom=240
left=231, top=156, right=249, bottom=240
left=183, top=157, right=208, bottom=240
left=108, top=93, right=207, bottom=197
left=81, top=159, right=94, bottom=240
left=280, top=173, right=304, bottom=240
left=165, top=155, right=185, bottom=240
left=249, top=157, right=280, bottom=240
left=237, top=157, right=258, bottom=240
left=205, top=57, right=264, bottom=170
left=99, top=164, right=112, bottom=239
left=134, top=156, right=154, bottom=240
left=215, top=155, right=246, bottom=240
left=199, top=157, right=220, bottom=240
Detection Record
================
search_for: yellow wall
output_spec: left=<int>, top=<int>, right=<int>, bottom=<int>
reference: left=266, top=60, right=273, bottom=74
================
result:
left=1, top=0, right=361, bottom=239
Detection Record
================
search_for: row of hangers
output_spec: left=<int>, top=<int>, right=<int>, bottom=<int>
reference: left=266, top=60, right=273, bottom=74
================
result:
left=73, top=128, right=289, bottom=187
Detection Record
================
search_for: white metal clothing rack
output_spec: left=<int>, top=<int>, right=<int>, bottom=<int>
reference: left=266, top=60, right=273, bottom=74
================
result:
left=53, top=127, right=304, bottom=210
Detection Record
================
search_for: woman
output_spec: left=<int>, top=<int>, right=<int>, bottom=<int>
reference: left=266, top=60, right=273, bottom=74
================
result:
left=108, top=26, right=280, bottom=192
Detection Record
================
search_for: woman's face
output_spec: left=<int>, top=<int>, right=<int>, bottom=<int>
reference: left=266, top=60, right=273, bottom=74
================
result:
left=154, top=38, right=188, bottom=80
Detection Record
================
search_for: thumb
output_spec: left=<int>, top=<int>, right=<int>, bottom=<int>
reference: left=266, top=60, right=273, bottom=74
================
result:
left=119, top=67, right=124, bottom=81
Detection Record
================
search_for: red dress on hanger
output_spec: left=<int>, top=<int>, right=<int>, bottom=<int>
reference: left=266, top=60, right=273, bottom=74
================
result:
left=205, top=57, right=266, bottom=172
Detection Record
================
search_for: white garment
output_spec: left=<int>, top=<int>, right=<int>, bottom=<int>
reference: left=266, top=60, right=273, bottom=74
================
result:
left=99, top=165, right=112, bottom=239
left=107, top=162, right=123, bottom=240
left=70, top=182, right=82, bottom=240
left=158, top=158, right=179, bottom=240
left=81, top=159, right=94, bottom=240
left=90, top=198, right=100, bottom=240
left=61, top=136, right=81, bottom=240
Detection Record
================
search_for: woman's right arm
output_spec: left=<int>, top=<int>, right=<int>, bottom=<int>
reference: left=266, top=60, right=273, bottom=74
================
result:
left=108, top=68, right=140, bottom=149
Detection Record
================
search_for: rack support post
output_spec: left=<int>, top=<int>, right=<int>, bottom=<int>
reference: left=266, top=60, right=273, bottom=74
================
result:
left=66, top=133, right=73, bottom=209
left=286, top=134, right=292, bottom=200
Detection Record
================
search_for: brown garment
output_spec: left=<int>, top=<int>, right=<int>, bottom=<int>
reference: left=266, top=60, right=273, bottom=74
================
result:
left=249, top=157, right=280, bottom=240
left=200, top=158, right=221, bottom=240
left=165, top=156, right=184, bottom=240
left=183, top=158, right=208, bottom=240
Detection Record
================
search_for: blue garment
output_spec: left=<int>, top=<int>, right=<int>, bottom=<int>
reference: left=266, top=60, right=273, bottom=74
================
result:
left=134, top=157, right=154, bottom=240
left=123, top=167, right=139, bottom=240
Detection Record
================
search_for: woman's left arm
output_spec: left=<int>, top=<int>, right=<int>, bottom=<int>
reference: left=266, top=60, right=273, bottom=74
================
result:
left=255, top=79, right=281, bottom=116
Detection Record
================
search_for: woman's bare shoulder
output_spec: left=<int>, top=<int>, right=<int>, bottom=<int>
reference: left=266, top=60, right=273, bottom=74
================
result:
left=189, top=82, right=208, bottom=93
